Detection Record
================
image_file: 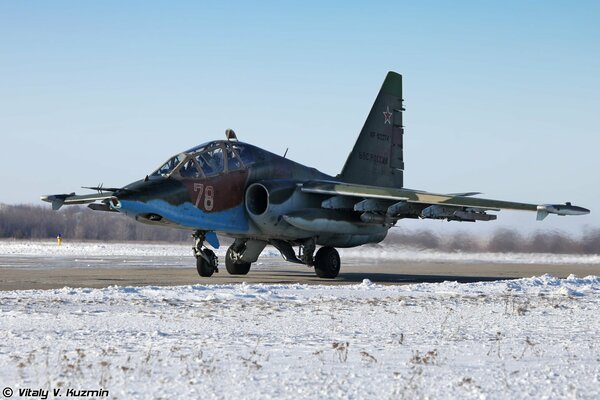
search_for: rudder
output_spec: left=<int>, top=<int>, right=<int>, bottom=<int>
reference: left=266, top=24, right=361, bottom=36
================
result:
left=339, top=72, right=404, bottom=188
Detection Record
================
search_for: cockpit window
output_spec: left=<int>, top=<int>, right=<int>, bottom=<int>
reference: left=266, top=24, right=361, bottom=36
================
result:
left=178, top=158, right=202, bottom=178
left=226, top=148, right=243, bottom=171
left=151, top=154, right=185, bottom=177
left=184, top=143, right=208, bottom=154
left=231, top=144, right=253, bottom=166
left=153, top=140, right=255, bottom=180
left=196, top=146, right=225, bottom=176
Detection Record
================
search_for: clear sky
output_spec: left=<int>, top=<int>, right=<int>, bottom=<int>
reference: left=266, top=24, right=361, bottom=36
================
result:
left=1, top=1, right=598, bottom=234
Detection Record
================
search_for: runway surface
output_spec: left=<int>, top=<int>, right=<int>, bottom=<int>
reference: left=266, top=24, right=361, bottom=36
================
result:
left=1, top=254, right=599, bottom=290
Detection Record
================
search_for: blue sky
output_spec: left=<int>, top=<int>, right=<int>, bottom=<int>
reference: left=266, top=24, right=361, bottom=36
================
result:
left=1, top=1, right=598, bottom=233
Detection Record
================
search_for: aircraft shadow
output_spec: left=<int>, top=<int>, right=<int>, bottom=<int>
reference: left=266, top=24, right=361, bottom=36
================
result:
left=336, top=272, right=512, bottom=284
left=259, top=270, right=513, bottom=284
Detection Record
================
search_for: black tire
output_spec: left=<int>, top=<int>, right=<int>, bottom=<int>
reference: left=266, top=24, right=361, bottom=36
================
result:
left=196, top=249, right=217, bottom=277
left=225, top=247, right=251, bottom=275
left=314, top=246, right=340, bottom=279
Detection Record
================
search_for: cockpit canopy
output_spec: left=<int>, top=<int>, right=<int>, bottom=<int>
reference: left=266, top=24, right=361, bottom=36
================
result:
left=150, top=140, right=254, bottom=179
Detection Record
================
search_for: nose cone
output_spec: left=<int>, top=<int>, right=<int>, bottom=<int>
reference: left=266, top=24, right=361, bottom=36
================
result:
left=111, top=178, right=188, bottom=214
left=571, top=206, right=590, bottom=215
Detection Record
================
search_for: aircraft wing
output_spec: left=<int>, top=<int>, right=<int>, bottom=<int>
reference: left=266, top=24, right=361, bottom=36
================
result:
left=41, top=192, right=115, bottom=210
left=301, top=180, right=589, bottom=222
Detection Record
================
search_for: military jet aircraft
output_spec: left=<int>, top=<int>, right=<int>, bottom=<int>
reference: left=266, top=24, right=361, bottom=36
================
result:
left=42, top=72, right=590, bottom=279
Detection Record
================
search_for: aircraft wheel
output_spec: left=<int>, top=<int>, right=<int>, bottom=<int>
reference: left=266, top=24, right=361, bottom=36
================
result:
left=225, top=247, right=251, bottom=275
left=196, top=249, right=217, bottom=277
left=314, top=246, right=340, bottom=279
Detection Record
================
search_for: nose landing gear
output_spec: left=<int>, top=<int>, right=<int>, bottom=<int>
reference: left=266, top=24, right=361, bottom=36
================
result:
left=192, top=231, right=219, bottom=277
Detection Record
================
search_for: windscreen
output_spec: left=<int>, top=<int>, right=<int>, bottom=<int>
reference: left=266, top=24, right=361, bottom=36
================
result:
left=151, top=154, right=185, bottom=177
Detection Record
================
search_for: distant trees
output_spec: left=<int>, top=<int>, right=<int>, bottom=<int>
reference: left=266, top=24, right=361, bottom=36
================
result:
left=0, top=204, right=189, bottom=242
left=0, top=203, right=598, bottom=253
left=385, top=228, right=600, bottom=254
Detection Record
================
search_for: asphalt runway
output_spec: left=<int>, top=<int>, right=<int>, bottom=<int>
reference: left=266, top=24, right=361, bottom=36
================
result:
left=1, top=255, right=599, bottom=290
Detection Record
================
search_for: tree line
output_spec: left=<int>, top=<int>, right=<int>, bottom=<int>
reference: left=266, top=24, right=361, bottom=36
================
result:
left=385, top=228, right=600, bottom=255
left=0, top=204, right=189, bottom=242
left=0, top=203, right=598, bottom=254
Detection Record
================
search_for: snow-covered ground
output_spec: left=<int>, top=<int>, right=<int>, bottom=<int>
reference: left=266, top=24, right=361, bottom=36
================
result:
left=2, top=239, right=600, bottom=266
left=1, top=276, right=599, bottom=399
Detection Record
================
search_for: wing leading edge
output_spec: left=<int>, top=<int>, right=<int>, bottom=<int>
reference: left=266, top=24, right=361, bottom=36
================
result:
left=301, top=180, right=589, bottom=222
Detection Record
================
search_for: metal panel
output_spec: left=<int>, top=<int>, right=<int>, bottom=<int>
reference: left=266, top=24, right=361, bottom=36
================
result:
left=390, top=109, right=404, bottom=170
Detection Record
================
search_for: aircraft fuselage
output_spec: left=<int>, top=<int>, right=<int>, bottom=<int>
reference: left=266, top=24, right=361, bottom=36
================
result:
left=112, top=141, right=388, bottom=248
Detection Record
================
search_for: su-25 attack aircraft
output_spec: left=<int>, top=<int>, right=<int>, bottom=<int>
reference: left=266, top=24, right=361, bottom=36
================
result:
left=42, top=72, right=590, bottom=279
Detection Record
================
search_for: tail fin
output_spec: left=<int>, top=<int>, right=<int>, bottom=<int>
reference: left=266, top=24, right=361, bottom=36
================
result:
left=339, top=71, right=404, bottom=188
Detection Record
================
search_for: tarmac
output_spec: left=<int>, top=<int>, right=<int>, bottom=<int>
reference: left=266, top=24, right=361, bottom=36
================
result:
left=1, top=255, right=599, bottom=290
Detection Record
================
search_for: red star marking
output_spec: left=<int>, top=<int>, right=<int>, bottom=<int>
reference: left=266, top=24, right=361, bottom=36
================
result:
left=383, top=106, right=392, bottom=124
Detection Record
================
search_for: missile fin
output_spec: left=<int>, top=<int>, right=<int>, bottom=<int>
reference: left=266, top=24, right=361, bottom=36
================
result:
left=536, top=209, right=549, bottom=221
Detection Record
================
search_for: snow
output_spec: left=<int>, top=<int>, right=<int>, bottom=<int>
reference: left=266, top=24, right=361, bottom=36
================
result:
left=2, top=239, right=600, bottom=266
left=1, top=276, right=599, bottom=399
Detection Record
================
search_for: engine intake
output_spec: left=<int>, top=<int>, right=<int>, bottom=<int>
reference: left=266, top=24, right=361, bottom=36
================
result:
left=245, top=183, right=269, bottom=216
left=244, top=181, right=316, bottom=236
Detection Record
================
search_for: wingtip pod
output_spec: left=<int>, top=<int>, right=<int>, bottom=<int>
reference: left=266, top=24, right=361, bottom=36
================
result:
left=41, top=191, right=117, bottom=211
left=536, top=203, right=590, bottom=221
left=41, top=193, right=72, bottom=210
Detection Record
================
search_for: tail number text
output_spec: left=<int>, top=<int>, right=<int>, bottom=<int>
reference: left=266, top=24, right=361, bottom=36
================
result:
left=193, top=183, right=215, bottom=211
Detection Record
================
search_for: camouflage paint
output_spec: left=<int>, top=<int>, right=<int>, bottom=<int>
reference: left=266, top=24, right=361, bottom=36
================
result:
left=42, top=71, right=589, bottom=251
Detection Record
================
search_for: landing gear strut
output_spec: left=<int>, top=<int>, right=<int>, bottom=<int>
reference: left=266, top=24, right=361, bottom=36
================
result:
left=192, top=231, right=218, bottom=277
left=299, top=239, right=315, bottom=266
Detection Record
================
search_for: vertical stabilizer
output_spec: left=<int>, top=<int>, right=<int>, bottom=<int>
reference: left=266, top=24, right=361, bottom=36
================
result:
left=339, top=72, right=404, bottom=188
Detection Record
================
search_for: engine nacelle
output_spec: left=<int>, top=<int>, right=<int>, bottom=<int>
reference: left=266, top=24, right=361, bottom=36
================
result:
left=245, top=182, right=318, bottom=237
left=245, top=182, right=391, bottom=240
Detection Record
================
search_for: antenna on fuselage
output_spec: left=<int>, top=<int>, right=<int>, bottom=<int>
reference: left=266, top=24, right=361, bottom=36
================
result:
left=225, top=129, right=238, bottom=141
left=283, top=148, right=289, bottom=158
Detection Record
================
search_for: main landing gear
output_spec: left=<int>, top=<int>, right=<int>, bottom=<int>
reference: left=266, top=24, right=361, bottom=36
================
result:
left=192, top=232, right=341, bottom=279
left=270, top=239, right=341, bottom=279
left=225, top=239, right=266, bottom=275
left=225, top=247, right=251, bottom=275
left=313, top=246, right=341, bottom=279
left=192, top=231, right=219, bottom=277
